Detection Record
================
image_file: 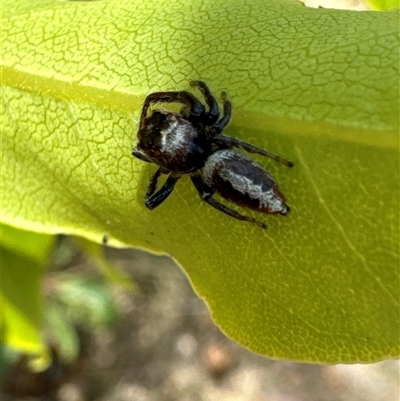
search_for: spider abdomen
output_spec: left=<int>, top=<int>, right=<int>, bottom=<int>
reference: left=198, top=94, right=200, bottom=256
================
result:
left=202, top=149, right=290, bottom=215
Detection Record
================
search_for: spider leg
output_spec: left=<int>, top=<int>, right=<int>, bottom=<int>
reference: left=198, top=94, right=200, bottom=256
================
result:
left=213, top=134, right=293, bottom=168
left=146, top=168, right=163, bottom=198
left=211, top=91, right=232, bottom=135
left=190, top=175, right=266, bottom=229
left=145, top=169, right=180, bottom=210
left=139, top=91, right=206, bottom=129
left=190, top=80, right=219, bottom=126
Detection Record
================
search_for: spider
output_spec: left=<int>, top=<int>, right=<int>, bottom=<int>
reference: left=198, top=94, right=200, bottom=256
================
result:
left=132, top=80, right=293, bottom=229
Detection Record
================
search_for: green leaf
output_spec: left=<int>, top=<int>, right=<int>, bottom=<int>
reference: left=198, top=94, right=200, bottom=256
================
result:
left=45, top=275, right=119, bottom=363
left=54, top=275, right=118, bottom=328
left=44, top=301, right=81, bottom=364
left=366, top=0, right=399, bottom=10
left=1, top=0, right=399, bottom=363
left=75, top=237, right=136, bottom=292
left=0, top=224, right=54, bottom=360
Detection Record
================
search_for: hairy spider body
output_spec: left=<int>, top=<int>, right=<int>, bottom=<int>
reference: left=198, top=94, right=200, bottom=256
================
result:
left=203, top=149, right=289, bottom=215
left=137, top=110, right=212, bottom=173
left=132, top=81, right=293, bottom=228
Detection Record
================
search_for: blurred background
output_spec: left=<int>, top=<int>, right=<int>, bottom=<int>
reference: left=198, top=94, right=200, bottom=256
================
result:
left=1, top=237, right=399, bottom=401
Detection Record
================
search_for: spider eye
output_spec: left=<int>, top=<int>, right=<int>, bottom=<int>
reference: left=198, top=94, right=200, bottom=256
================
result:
left=140, top=112, right=170, bottom=150
left=146, top=111, right=168, bottom=129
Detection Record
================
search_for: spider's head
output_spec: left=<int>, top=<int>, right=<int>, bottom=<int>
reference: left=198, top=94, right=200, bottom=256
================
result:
left=137, top=110, right=185, bottom=155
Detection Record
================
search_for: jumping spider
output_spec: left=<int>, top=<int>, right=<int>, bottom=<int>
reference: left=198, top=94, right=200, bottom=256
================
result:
left=132, top=80, right=293, bottom=229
